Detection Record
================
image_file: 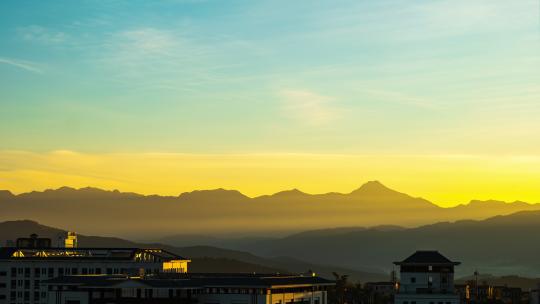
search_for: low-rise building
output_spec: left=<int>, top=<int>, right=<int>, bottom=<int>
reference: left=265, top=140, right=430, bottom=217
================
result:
left=42, top=273, right=333, bottom=304
left=455, top=283, right=524, bottom=304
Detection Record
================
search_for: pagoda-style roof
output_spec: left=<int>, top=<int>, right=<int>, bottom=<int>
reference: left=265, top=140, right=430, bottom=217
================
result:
left=394, top=250, right=460, bottom=265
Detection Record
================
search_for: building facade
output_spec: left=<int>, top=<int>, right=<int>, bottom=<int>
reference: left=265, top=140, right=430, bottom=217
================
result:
left=394, top=251, right=460, bottom=304
left=43, top=273, right=333, bottom=304
left=0, top=234, right=190, bottom=304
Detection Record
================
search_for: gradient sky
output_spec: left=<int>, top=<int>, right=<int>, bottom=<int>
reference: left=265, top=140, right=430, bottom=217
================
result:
left=1, top=0, right=540, bottom=206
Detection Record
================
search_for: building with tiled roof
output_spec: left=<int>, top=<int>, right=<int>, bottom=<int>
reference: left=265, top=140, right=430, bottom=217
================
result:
left=394, top=251, right=460, bottom=304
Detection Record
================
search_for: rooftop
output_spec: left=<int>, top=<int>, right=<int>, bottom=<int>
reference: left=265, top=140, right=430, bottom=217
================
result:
left=43, top=273, right=335, bottom=289
left=0, top=247, right=188, bottom=261
left=394, top=251, right=460, bottom=266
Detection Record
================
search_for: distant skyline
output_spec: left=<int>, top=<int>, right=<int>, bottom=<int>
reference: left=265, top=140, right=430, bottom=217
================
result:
left=1, top=1, right=540, bottom=206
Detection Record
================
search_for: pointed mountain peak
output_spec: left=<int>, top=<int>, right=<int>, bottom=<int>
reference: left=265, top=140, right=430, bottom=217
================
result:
left=350, top=181, right=398, bottom=195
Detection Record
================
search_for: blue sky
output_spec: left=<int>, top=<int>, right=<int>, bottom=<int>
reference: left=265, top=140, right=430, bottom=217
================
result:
left=1, top=0, right=540, bottom=202
left=1, top=0, right=538, bottom=154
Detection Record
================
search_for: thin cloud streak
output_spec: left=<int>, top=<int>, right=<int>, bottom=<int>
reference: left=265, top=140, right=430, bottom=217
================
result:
left=0, top=57, right=43, bottom=74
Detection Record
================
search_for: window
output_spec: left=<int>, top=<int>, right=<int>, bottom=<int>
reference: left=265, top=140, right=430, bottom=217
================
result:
left=34, top=268, right=40, bottom=278
left=34, top=280, right=40, bottom=289
left=82, top=268, right=88, bottom=275
left=0, top=271, right=6, bottom=276
left=24, top=280, right=30, bottom=289
left=11, top=280, right=16, bottom=288
left=72, top=268, right=78, bottom=275
left=24, top=268, right=30, bottom=278
left=10, top=291, right=15, bottom=301
left=0, top=283, right=6, bottom=288
left=47, top=268, right=54, bottom=278
left=10, top=268, right=16, bottom=277
left=404, top=301, right=409, bottom=304
left=0, top=295, right=5, bottom=300
left=410, top=277, right=416, bottom=283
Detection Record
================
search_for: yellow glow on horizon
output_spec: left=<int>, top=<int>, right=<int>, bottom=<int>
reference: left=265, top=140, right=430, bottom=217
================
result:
left=1, top=150, right=540, bottom=207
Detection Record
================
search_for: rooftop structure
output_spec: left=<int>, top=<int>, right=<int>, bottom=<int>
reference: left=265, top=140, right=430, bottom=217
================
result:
left=394, top=251, right=461, bottom=266
left=0, top=234, right=190, bottom=304
left=394, top=251, right=460, bottom=304
left=43, top=273, right=334, bottom=304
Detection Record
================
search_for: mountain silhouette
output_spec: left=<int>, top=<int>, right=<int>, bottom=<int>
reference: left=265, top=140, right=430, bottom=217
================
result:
left=0, top=220, right=385, bottom=282
left=1, top=181, right=539, bottom=238
left=222, top=210, right=540, bottom=278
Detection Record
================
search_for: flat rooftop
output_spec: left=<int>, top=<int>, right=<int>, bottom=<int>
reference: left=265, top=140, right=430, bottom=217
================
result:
left=43, top=273, right=335, bottom=289
left=0, top=247, right=188, bottom=261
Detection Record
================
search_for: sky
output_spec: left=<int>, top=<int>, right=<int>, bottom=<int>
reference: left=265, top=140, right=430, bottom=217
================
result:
left=1, top=0, right=540, bottom=206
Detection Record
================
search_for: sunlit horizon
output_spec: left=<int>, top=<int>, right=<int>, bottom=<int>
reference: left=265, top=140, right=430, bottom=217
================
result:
left=2, top=149, right=540, bottom=207
left=1, top=1, right=540, bottom=208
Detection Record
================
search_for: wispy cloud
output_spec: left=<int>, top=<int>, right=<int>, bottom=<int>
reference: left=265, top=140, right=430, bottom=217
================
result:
left=99, top=27, right=235, bottom=90
left=0, top=57, right=42, bottom=73
left=17, top=25, right=68, bottom=44
left=279, top=89, right=341, bottom=125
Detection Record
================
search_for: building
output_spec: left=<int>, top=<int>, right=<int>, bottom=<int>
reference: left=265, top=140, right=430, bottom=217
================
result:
left=364, top=282, right=397, bottom=304
left=455, top=283, right=524, bottom=304
left=393, top=251, right=460, bottom=304
left=0, top=234, right=190, bottom=304
left=42, top=273, right=333, bottom=304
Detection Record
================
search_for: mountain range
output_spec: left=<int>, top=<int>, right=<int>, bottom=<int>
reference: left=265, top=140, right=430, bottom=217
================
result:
left=0, top=220, right=386, bottom=282
left=1, top=181, right=539, bottom=238
left=210, top=210, right=540, bottom=278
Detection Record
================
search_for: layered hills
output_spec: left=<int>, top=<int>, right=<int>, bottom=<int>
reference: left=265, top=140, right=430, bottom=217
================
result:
left=0, top=181, right=539, bottom=238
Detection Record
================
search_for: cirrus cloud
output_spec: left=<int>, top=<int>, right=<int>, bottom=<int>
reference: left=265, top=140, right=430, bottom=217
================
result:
left=279, top=89, right=342, bottom=126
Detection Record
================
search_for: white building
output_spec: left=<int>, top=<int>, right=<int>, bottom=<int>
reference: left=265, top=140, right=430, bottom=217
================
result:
left=42, top=273, right=333, bottom=304
left=0, top=234, right=190, bottom=304
left=394, top=251, right=460, bottom=304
